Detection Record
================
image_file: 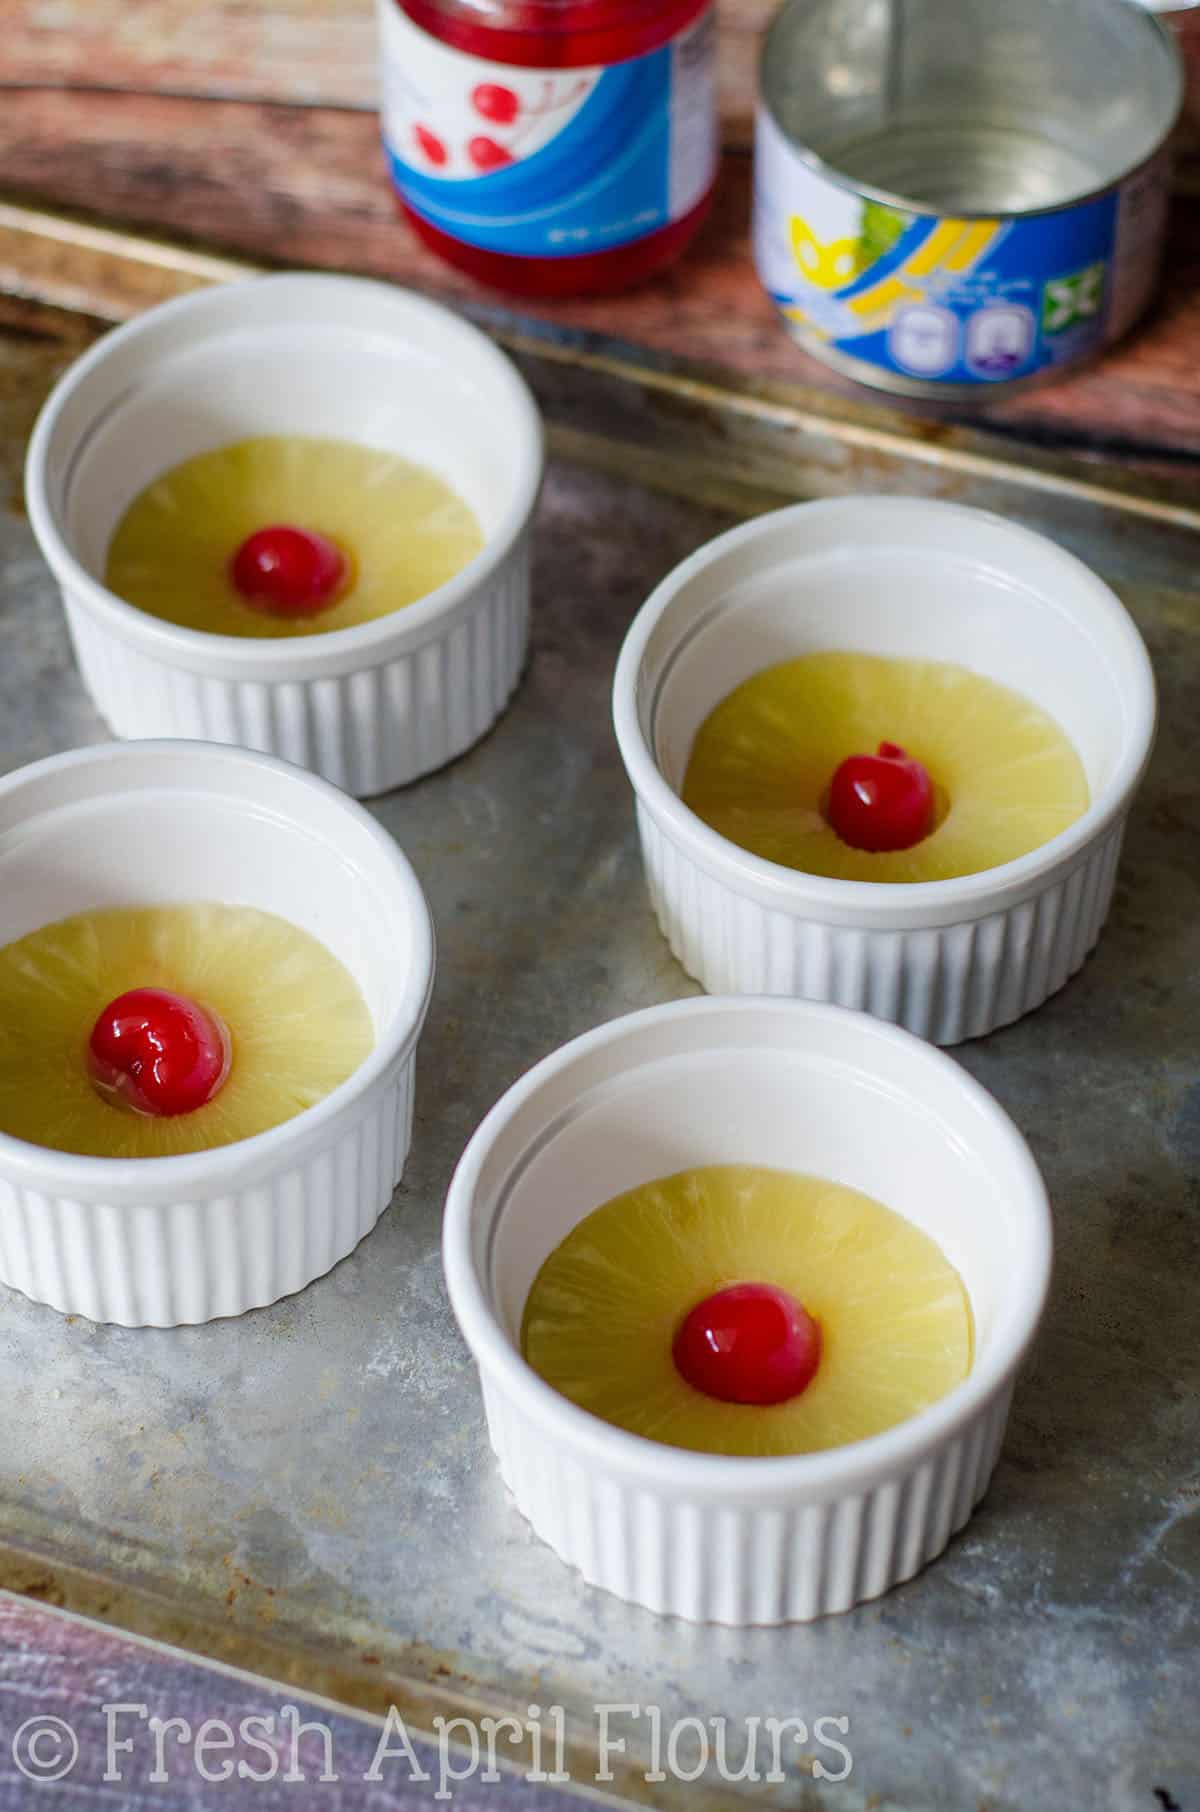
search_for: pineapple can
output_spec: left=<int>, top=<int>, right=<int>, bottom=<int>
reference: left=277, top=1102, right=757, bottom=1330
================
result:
left=754, top=0, right=1184, bottom=400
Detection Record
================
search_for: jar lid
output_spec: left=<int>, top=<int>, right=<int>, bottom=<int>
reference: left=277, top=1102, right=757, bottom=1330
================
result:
left=397, top=0, right=710, bottom=66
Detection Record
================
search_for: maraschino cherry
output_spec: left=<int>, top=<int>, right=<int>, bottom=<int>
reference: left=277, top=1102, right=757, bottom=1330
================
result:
left=230, top=525, right=347, bottom=616
left=89, top=988, right=231, bottom=1118
left=673, top=1283, right=821, bottom=1406
left=826, top=742, right=935, bottom=853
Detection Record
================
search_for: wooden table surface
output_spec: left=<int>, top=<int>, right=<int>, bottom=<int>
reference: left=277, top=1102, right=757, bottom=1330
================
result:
left=0, top=1593, right=602, bottom=1809
left=1, top=0, right=1199, bottom=465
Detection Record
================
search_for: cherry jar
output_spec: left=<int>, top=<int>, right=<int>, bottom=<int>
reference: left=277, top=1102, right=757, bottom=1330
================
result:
left=379, top=0, right=718, bottom=296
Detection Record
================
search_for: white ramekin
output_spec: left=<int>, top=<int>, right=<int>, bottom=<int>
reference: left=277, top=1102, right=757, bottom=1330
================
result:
left=25, top=274, right=544, bottom=798
left=443, top=996, right=1051, bottom=1624
left=0, top=740, right=435, bottom=1327
left=612, top=497, right=1156, bottom=1043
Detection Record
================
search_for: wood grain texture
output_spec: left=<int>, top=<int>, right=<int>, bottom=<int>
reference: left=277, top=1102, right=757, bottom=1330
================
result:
left=1, top=1, right=1198, bottom=462
left=0, top=0, right=380, bottom=109
left=0, top=83, right=1198, bottom=461
left=4, top=0, right=1195, bottom=170
left=0, top=0, right=772, bottom=144
left=0, top=1593, right=600, bottom=1810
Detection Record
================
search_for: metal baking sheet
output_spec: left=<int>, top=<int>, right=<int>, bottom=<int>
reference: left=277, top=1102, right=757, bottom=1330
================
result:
left=0, top=317, right=1197, bottom=1812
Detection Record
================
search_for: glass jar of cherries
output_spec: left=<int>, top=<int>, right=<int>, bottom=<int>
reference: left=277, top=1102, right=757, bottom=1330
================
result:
left=378, top=0, right=719, bottom=297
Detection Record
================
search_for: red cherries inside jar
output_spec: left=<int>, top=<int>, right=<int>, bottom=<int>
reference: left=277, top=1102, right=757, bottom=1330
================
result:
left=673, top=1282, right=822, bottom=1406
left=230, top=525, right=348, bottom=617
left=89, top=988, right=231, bottom=1118
left=826, top=742, right=936, bottom=853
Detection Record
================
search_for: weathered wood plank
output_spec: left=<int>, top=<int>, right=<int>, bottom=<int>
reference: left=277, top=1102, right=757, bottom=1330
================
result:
left=8, top=0, right=1193, bottom=174
left=0, top=0, right=379, bottom=109
left=0, top=0, right=772, bottom=145
left=5, top=195, right=1198, bottom=534
left=0, top=87, right=1197, bottom=459
left=0, top=1589, right=685, bottom=1812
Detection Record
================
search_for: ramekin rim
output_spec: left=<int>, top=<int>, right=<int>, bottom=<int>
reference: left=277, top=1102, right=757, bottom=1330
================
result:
left=442, top=994, right=1053, bottom=1497
left=0, top=739, right=436, bottom=1200
left=611, top=495, right=1156, bottom=927
left=24, top=273, right=545, bottom=680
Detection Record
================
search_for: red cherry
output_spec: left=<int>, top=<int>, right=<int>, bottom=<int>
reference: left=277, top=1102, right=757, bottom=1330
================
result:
left=472, top=83, right=521, bottom=125
left=467, top=136, right=514, bottom=171
left=230, top=525, right=347, bottom=617
left=89, top=988, right=231, bottom=1118
left=413, top=123, right=448, bottom=167
left=673, top=1283, right=821, bottom=1407
left=826, top=742, right=936, bottom=853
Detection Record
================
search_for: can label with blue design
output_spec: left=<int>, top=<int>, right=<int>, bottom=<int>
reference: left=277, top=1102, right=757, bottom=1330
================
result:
left=379, top=2, right=718, bottom=259
left=753, top=107, right=1172, bottom=395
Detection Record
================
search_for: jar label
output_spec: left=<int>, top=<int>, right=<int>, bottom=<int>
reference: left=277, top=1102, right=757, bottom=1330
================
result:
left=753, top=106, right=1171, bottom=389
left=379, top=1, right=718, bottom=258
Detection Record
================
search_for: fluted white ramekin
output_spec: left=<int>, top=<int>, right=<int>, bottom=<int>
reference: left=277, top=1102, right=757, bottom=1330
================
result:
left=444, top=996, right=1051, bottom=1624
left=613, top=497, right=1155, bottom=1043
left=0, top=740, right=434, bottom=1326
left=25, top=274, right=543, bottom=798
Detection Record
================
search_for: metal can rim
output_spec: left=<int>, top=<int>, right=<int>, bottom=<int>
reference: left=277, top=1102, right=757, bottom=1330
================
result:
left=759, top=0, right=1185, bottom=224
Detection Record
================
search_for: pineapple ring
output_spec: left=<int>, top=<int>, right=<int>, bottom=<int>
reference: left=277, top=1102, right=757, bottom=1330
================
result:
left=521, top=1165, right=974, bottom=1458
left=682, top=652, right=1089, bottom=884
left=105, top=434, right=484, bottom=640
left=0, top=905, right=374, bottom=1158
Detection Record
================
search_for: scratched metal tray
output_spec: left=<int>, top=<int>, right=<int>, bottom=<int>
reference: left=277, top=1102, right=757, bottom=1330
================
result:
left=0, top=249, right=1197, bottom=1812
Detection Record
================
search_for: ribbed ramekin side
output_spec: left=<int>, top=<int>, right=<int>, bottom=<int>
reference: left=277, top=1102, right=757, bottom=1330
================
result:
left=60, top=535, right=530, bottom=797
left=0, top=1060, right=414, bottom=1326
left=478, top=1376, right=1016, bottom=1624
left=636, top=804, right=1126, bottom=1045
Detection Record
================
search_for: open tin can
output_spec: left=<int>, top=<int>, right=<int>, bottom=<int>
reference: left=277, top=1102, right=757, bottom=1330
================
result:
left=754, top=0, right=1184, bottom=399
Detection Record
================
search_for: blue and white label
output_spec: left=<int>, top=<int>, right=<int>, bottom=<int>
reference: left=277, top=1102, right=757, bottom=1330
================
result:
left=379, top=1, right=717, bottom=258
left=753, top=106, right=1171, bottom=388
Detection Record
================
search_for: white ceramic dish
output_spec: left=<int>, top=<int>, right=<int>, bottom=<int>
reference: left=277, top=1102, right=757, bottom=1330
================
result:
left=26, top=273, right=544, bottom=798
left=444, top=996, right=1051, bottom=1624
left=612, top=497, right=1156, bottom=1043
left=0, top=740, right=435, bottom=1326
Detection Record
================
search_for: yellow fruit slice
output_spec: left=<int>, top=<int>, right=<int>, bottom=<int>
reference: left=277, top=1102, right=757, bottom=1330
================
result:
left=521, top=1165, right=973, bottom=1458
left=0, top=904, right=373, bottom=1157
left=681, top=652, right=1089, bottom=883
left=105, top=434, right=484, bottom=639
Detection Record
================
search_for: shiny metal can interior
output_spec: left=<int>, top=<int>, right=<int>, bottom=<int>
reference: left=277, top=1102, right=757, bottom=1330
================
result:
left=754, top=0, right=1184, bottom=400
